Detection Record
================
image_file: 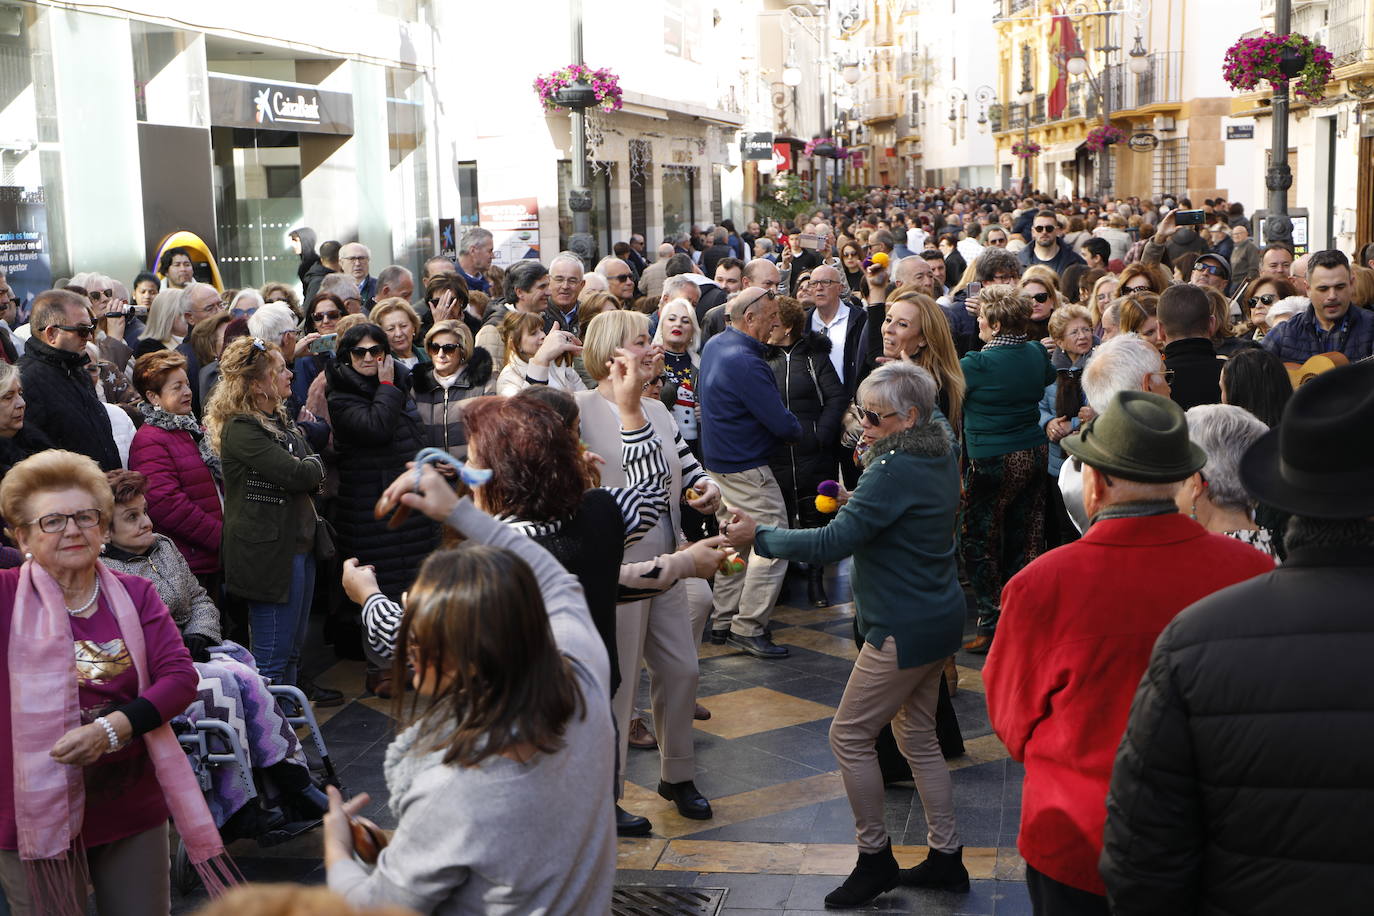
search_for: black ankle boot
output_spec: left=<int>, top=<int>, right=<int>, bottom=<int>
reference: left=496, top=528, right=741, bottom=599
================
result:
left=898, top=845, right=970, bottom=892
left=806, top=565, right=830, bottom=608
left=823, top=841, right=899, bottom=908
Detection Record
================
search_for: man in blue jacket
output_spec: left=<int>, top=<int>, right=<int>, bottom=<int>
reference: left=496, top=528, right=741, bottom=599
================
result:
left=699, top=287, right=803, bottom=658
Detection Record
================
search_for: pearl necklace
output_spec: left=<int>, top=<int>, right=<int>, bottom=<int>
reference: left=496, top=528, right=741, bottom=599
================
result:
left=64, top=577, right=100, bottom=616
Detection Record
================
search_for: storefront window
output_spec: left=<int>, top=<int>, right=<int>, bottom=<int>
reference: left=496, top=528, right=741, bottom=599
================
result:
left=0, top=2, right=64, bottom=308
left=662, top=165, right=697, bottom=242
left=211, top=127, right=303, bottom=291
left=131, top=21, right=207, bottom=128
left=386, top=65, right=434, bottom=282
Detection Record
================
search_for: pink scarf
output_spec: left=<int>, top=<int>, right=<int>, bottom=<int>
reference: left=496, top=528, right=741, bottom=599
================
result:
left=10, top=559, right=238, bottom=912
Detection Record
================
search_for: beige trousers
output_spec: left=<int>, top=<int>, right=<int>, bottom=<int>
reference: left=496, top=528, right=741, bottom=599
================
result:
left=0, top=823, right=171, bottom=915
left=612, top=580, right=700, bottom=795
left=711, top=465, right=790, bottom=636
left=829, top=637, right=959, bottom=853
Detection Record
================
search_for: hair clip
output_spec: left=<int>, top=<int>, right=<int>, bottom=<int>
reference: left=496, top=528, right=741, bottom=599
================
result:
left=375, top=447, right=493, bottom=529
left=251, top=337, right=266, bottom=351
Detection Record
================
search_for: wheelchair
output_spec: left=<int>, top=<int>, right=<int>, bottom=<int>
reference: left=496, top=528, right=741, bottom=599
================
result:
left=171, top=682, right=342, bottom=895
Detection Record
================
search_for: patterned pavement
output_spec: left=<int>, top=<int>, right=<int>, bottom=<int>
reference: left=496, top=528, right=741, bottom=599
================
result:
left=173, top=562, right=1031, bottom=914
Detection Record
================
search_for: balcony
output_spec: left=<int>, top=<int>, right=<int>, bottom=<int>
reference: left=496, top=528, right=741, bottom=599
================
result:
left=1329, top=0, right=1372, bottom=66
left=863, top=95, right=900, bottom=122
left=1102, top=52, right=1182, bottom=113
left=1066, top=81, right=1084, bottom=119
left=1008, top=103, right=1027, bottom=130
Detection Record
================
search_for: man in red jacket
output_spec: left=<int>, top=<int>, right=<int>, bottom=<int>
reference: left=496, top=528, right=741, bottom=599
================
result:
left=983, top=391, right=1274, bottom=915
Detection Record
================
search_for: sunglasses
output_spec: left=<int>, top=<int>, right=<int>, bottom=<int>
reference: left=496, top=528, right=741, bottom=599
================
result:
left=1123, top=284, right=1151, bottom=294
left=1192, top=262, right=1224, bottom=277
left=87, top=290, right=112, bottom=302
left=312, top=310, right=341, bottom=322
left=987, top=237, right=1007, bottom=245
left=1026, top=291, right=1051, bottom=303
left=1033, top=225, right=1058, bottom=233
left=607, top=273, right=633, bottom=283
left=57, top=324, right=96, bottom=338
left=350, top=345, right=385, bottom=358
left=852, top=404, right=899, bottom=426
left=1248, top=294, right=1278, bottom=307
left=427, top=341, right=463, bottom=354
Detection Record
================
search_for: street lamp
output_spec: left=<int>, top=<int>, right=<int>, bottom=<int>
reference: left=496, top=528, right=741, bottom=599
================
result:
left=1018, top=76, right=1033, bottom=191
left=841, top=62, right=861, bottom=85
left=783, top=65, right=803, bottom=87
left=1127, top=31, right=1150, bottom=74
left=1066, top=51, right=1089, bottom=77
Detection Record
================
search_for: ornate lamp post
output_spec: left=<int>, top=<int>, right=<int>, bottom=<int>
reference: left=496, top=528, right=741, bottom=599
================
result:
left=565, top=0, right=596, bottom=266
left=1266, top=0, right=1295, bottom=248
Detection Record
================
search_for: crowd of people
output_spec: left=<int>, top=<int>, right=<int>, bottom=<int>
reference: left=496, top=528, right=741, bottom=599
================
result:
left=0, top=182, right=1369, bottom=915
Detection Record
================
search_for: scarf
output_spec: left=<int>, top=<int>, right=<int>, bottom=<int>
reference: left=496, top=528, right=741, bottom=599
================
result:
left=139, top=403, right=223, bottom=483
left=10, top=560, right=237, bottom=911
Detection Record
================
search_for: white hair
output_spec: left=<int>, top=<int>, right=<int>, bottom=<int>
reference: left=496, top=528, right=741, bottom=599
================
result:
left=857, top=360, right=938, bottom=422
left=581, top=273, right=608, bottom=293
left=1081, top=333, right=1163, bottom=412
left=247, top=302, right=300, bottom=343
left=662, top=275, right=697, bottom=300
left=1266, top=295, right=1308, bottom=326
left=230, top=288, right=265, bottom=312
left=1184, top=404, right=1269, bottom=513
left=650, top=297, right=701, bottom=366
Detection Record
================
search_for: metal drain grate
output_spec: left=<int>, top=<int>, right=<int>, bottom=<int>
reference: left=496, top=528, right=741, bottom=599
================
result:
left=611, top=885, right=727, bottom=915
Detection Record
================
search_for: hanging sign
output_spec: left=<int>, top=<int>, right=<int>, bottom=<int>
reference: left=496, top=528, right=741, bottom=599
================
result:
left=1128, top=132, right=1159, bottom=152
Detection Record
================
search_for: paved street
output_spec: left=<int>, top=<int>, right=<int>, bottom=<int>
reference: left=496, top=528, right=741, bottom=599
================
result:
left=174, top=564, right=1030, bottom=914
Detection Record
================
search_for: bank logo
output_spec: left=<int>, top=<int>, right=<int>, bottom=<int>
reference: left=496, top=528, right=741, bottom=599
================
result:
left=254, top=88, right=273, bottom=124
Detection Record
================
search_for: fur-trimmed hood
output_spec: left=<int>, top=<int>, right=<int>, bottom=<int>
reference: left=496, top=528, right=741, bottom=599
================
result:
left=861, top=418, right=955, bottom=468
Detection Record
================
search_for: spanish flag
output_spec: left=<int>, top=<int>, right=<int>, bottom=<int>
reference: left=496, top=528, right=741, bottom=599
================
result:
left=1048, top=15, right=1082, bottom=121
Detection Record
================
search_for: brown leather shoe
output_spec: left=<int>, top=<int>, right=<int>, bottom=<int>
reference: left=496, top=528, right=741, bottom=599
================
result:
left=943, top=656, right=959, bottom=696
left=962, top=635, right=992, bottom=655
left=693, top=703, right=711, bottom=721
left=627, top=716, right=658, bottom=749
left=366, top=669, right=394, bottom=699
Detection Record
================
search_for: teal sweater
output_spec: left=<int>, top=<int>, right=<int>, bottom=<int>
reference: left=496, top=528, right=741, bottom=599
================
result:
left=754, top=422, right=964, bottom=669
left=960, top=340, right=1057, bottom=459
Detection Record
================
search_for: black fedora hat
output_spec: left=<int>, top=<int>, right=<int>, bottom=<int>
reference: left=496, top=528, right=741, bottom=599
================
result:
left=1240, top=358, right=1374, bottom=519
left=1062, top=390, right=1207, bottom=483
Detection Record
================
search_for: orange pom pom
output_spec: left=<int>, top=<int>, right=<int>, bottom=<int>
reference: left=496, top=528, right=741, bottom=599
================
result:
left=815, top=494, right=840, bottom=514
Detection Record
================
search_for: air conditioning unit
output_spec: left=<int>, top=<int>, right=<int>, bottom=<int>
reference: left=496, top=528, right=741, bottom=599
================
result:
left=1154, top=116, right=1176, bottom=132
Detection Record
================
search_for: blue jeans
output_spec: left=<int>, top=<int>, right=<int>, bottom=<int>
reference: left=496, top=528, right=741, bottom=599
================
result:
left=248, top=552, right=316, bottom=686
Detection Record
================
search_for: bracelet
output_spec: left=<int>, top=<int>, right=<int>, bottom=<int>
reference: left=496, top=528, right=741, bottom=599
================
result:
left=94, top=716, right=120, bottom=753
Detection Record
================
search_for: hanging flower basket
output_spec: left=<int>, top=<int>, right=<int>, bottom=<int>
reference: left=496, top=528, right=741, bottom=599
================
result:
left=1222, top=32, right=1333, bottom=102
left=534, top=65, right=624, bottom=112
left=804, top=136, right=850, bottom=158
left=1011, top=140, right=1042, bottom=159
left=1084, top=124, right=1127, bottom=152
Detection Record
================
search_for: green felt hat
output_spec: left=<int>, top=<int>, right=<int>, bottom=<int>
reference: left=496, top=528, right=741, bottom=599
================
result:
left=1062, top=390, right=1207, bottom=483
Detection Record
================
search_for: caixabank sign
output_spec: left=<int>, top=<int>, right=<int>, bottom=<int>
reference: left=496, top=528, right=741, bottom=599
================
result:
left=210, top=74, right=354, bottom=136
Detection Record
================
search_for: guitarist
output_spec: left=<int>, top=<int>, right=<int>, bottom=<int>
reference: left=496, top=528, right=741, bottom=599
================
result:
left=1261, top=249, right=1374, bottom=364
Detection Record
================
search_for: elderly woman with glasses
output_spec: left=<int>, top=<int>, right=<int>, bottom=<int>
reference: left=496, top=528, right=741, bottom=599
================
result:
left=412, top=320, right=493, bottom=461
left=724, top=361, right=968, bottom=909
left=0, top=450, right=233, bottom=913
left=205, top=336, right=325, bottom=688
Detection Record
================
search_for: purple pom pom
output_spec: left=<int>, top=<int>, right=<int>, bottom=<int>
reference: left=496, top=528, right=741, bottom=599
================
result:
left=818, top=480, right=840, bottom=498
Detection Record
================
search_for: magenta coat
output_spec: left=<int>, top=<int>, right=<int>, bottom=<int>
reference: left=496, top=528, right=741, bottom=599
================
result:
left=128, top=424, right=223, bottom=575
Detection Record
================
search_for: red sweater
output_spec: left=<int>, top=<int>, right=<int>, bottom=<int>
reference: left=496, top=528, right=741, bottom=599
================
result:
left=984, top=513, right=1274, bottom=895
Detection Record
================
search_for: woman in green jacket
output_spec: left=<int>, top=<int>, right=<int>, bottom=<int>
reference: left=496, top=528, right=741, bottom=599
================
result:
left=205, top=336, right=324, bottom=687
left=958, top=286, right=1056, bottom=653
left=723, top=362, right=968, bottom=910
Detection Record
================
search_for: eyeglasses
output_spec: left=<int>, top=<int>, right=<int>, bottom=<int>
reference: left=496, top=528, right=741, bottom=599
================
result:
left=606, top=273, right=633, bottom=283
left=312, top=310, right=341, bottom=323
left=56, top=324, right=96, bottom=339
left=1192, top=262, right=1224, bottom=277
left=341, top=256, right=369, bottom=262
left=810, top=279, right=842, bottom=287
left=28, top=508, right=102, bottom=534
left=87, top=290, right=112, bottom=302
left=1027, top=291, right=1051, bottom=304
left=853, top=405, right=900, bottom=426
left=1152, top=369, right=1177, bottom=384
left=350, top=345, right=385, bottom=358
left=1123, top=284, right=1151, bottom=294
left=1248, top=294, right=1278, bottom=307
left=1033, top=225, right=1058, bottom=233
left=427, top=341, right=463, bottom=354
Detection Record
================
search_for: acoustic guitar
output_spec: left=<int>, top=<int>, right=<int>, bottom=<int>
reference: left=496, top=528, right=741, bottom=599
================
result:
left=1285, top=351, right=1349, bottom=388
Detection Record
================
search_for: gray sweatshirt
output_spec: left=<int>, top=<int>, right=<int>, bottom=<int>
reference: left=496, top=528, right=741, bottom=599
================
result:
left=328, top=499, right=616, bottom=915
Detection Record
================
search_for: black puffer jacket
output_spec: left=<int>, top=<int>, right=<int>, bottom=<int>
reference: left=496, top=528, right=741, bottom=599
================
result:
left=19, top=337, right=120, bottom=470
left=325, top=361, right=438, bottom=600
left=1101, top=544, right=1374, bottom=915
left=767, top=332, right=846, bottom=529
left=411, top=349, right=493, bottom=460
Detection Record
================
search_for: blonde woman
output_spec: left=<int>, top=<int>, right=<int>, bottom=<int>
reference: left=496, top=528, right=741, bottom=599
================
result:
left=873, top=290, right=966, bottom=431
left=204, top=336, right=324, bottom=686
left=496, top=311, right=583, bottom=396
left=1117, top=291, right=1163, bottom=351
left=135, top=288, right=188, bottom=357
left=370, top=298, right=425, bottom=369
left=1089, top=274, right=1120, bottom=330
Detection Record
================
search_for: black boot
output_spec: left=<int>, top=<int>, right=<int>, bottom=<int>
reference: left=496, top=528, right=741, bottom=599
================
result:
left=898, top=845, right=970, bottom=892
left=806, top=565, right=830, bottom=608
left=823, top=841, right=899, bottom=909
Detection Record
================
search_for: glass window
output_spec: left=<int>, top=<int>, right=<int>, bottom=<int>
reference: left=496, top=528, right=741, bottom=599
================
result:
left=457, top=161, right=479, bottom=225
left=386, top=66, right=433, bottom=282
left=557, top=161, right=613, bottom=262
left=662, top=166, right=697, bottom=242
left=211, top=127, right=303, bottom=291
left=131, top=21, right=207, bottom=128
